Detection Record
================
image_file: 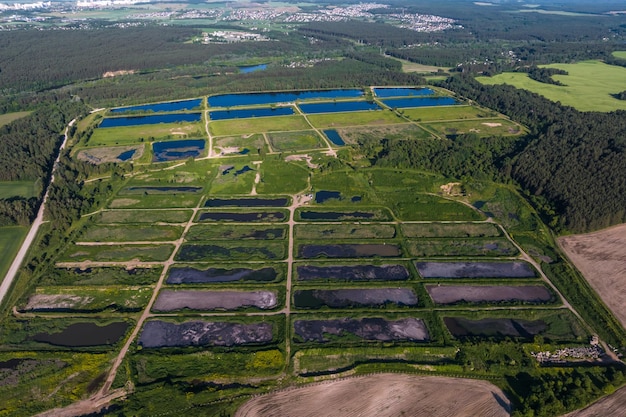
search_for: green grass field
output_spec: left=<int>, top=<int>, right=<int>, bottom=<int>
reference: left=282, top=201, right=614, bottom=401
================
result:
left=0, top=181, right=38, bottom=199
left=267, top=130, right=325, bottom=152
left=95, top=209, right=193, bottom=224
left=0, top=226, right=27, bottom=279
left=336, top=123, right=433, bottom=144
left=59, top=244, right=175, bottom=262
left=0, top=111, right=31, bottom=127
left=401, top=105, right=494, bottom=122
left=612, top=51, right=626, bottom=60
left=423, top=118, right=524, bottom=138
left=477, top=60, right=626, bottom=112
left=307, top=109, right=407, bottom=128
left=256, top=157, right=310, bottom=194
left=213, top=134, right=267, bottom=155
left=209, top=115, right=310, bottom=136
left=88, top=122, right=203, bottom=146
left=78, top=225, right=184, bottom=242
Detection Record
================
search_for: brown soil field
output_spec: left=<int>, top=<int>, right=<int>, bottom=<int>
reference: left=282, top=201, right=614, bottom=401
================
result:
left=558, top=224, right=626, bottom=328
left=234, top=373, right=511, bottom=417
left=426, top=285, right=552, bottom=304
left=562, top=385, right=626, bottom=416
left=152, top=290, right=277, bottom=311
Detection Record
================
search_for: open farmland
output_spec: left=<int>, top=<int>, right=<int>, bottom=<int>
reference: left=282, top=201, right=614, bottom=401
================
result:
left=558, top=224, right=626, bottom=328
left=563, top=385, right=626, bottom=416
left=234, top=373, right=511, bottom=417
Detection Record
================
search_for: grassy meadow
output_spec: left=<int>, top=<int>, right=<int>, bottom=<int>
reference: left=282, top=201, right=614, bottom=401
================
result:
left=477, top=60, right=626, bottom=111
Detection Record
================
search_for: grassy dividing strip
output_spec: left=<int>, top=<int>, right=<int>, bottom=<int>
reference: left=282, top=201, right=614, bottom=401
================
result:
left=95, top=209, right=193, bottom=224
left=209, top=115, right=311, bottom=136
left=108, top=194, right=201, bottom=209
left=59, top=244, right=175, bottom=262
left=306, top=110, right=407, bottom=128
left=88, top=122, right=203, bottom=146
left=78, top=224, right=184, bottom=242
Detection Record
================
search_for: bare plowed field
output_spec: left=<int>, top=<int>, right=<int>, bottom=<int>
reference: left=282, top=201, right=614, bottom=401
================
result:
left=558, top=224, right=626, bottom=328
left=562, top=385, right=626, bottom=416
left=234, top=373, right=511, bottom=417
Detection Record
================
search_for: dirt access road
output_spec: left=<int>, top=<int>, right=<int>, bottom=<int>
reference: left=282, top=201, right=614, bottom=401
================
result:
left=0, top=119, right=75, bottom=307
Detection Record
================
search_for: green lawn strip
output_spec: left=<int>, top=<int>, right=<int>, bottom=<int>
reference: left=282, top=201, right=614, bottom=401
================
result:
left=38, top=266, right=162, bottom=286
left=59, top=244, right=175, bottom=262
left=253, top=157, right=311, bottom=195
left=466, top=183, right=539, bottom=232
left=108, top=193, right=201, bottom=209
left=213, top=133, right=267, bottom=155
left=293, top=345, right=459, bottom=375
left=88, top=122, right=204, bottom=146
left=78, top=224, right=184, bottom=242
left=306, top=109, right=406, bottom=129
left=0, top=351, right=115, bottom=417
left=209, top=115, right=310, bottom=136
left=335, top=123, right=433, bottom=144
left=129, top=161, right=213, bottom=184
left=0, top=226, right=27, bottom=279
left=294, top=224, right=397, bottom=240
left=477, top=60, right=626, bottom=112
left=266, top=130, right=325, bottom=152
left=75, top=144, right=144, bottom=164
left=95, top=209, right=193, bottom=224
left=0, top=111, right=32, bottom=127
left=401, top=222, right=500, bottom=238
left=0, top=180, right=39, bottom=199
left=401, top=105, right=494, bottom=122
left=422, top=118, right=525, bottom=138
left=365, top=169, right=445, bottom=194
left=387, top=193, right=483, bottom=221
left=405, top=237, right=519, bottom=257
left=185, top=224, right=288, bottom=241
left=19, top=286, right=153, bottom=312
left=175, top=241, right=287, bottom=262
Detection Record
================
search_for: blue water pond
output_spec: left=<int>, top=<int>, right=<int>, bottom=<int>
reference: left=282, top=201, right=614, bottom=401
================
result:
left=100, top=113, right=202, bottom=128
left=323, top=129, right=345, bottom=146
left=110, top=99, right=202, bottom=114
left=152, top=139, right=205, bottom=162
left=299, top=101, right=381, bottom=114
left=208, top=89, right=363, bottom=107
left=373, top=87, right=434, bottom=98
left=209, top=107, right=294, bottom=120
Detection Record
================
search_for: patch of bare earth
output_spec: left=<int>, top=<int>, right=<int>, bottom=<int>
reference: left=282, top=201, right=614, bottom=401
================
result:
left=558, top=224, right=626, bottom=328
left=234, top=373, right=511, bottom=417
left=562, top=385, right=626, bottom=416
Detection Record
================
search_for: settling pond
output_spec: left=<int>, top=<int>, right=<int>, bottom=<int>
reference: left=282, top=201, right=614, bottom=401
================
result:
left=33, top=322, right=128, bottom=347
left=299, top=244, right=401, bottom=258
left=293, top=288, right=417, bottom=308
left=167, top=266, right=278, bottom=284
left=444, top=317, right=547, bottom=340
left=373, top=87, right=434, bottom=98
left=297, top=264, right=409, bottom=282
left=415, top=261, right=536, bottom=278
left=111, top=99, right=202, bottom=114
left=152, top=139, right=205, bottom=162
left=208, top=89, right=363, bottom=107
left=381, top=97, right=458, bottom=109
left=323, top=130, right=345, bottom=146
left=153, top=290, right=277, bottom=311
left=209, top=107, right=294, bottom=120
left=294, top=317, right=429, bottom=343
left=298, top=101, right=381, bottom=114
left=139, top=320, right=273, bottom=347
left=99, top=113, right=201, bottom=128
left=427, top=285, right=552, bottom=305
left=197, top=211, right=286, bottom=222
